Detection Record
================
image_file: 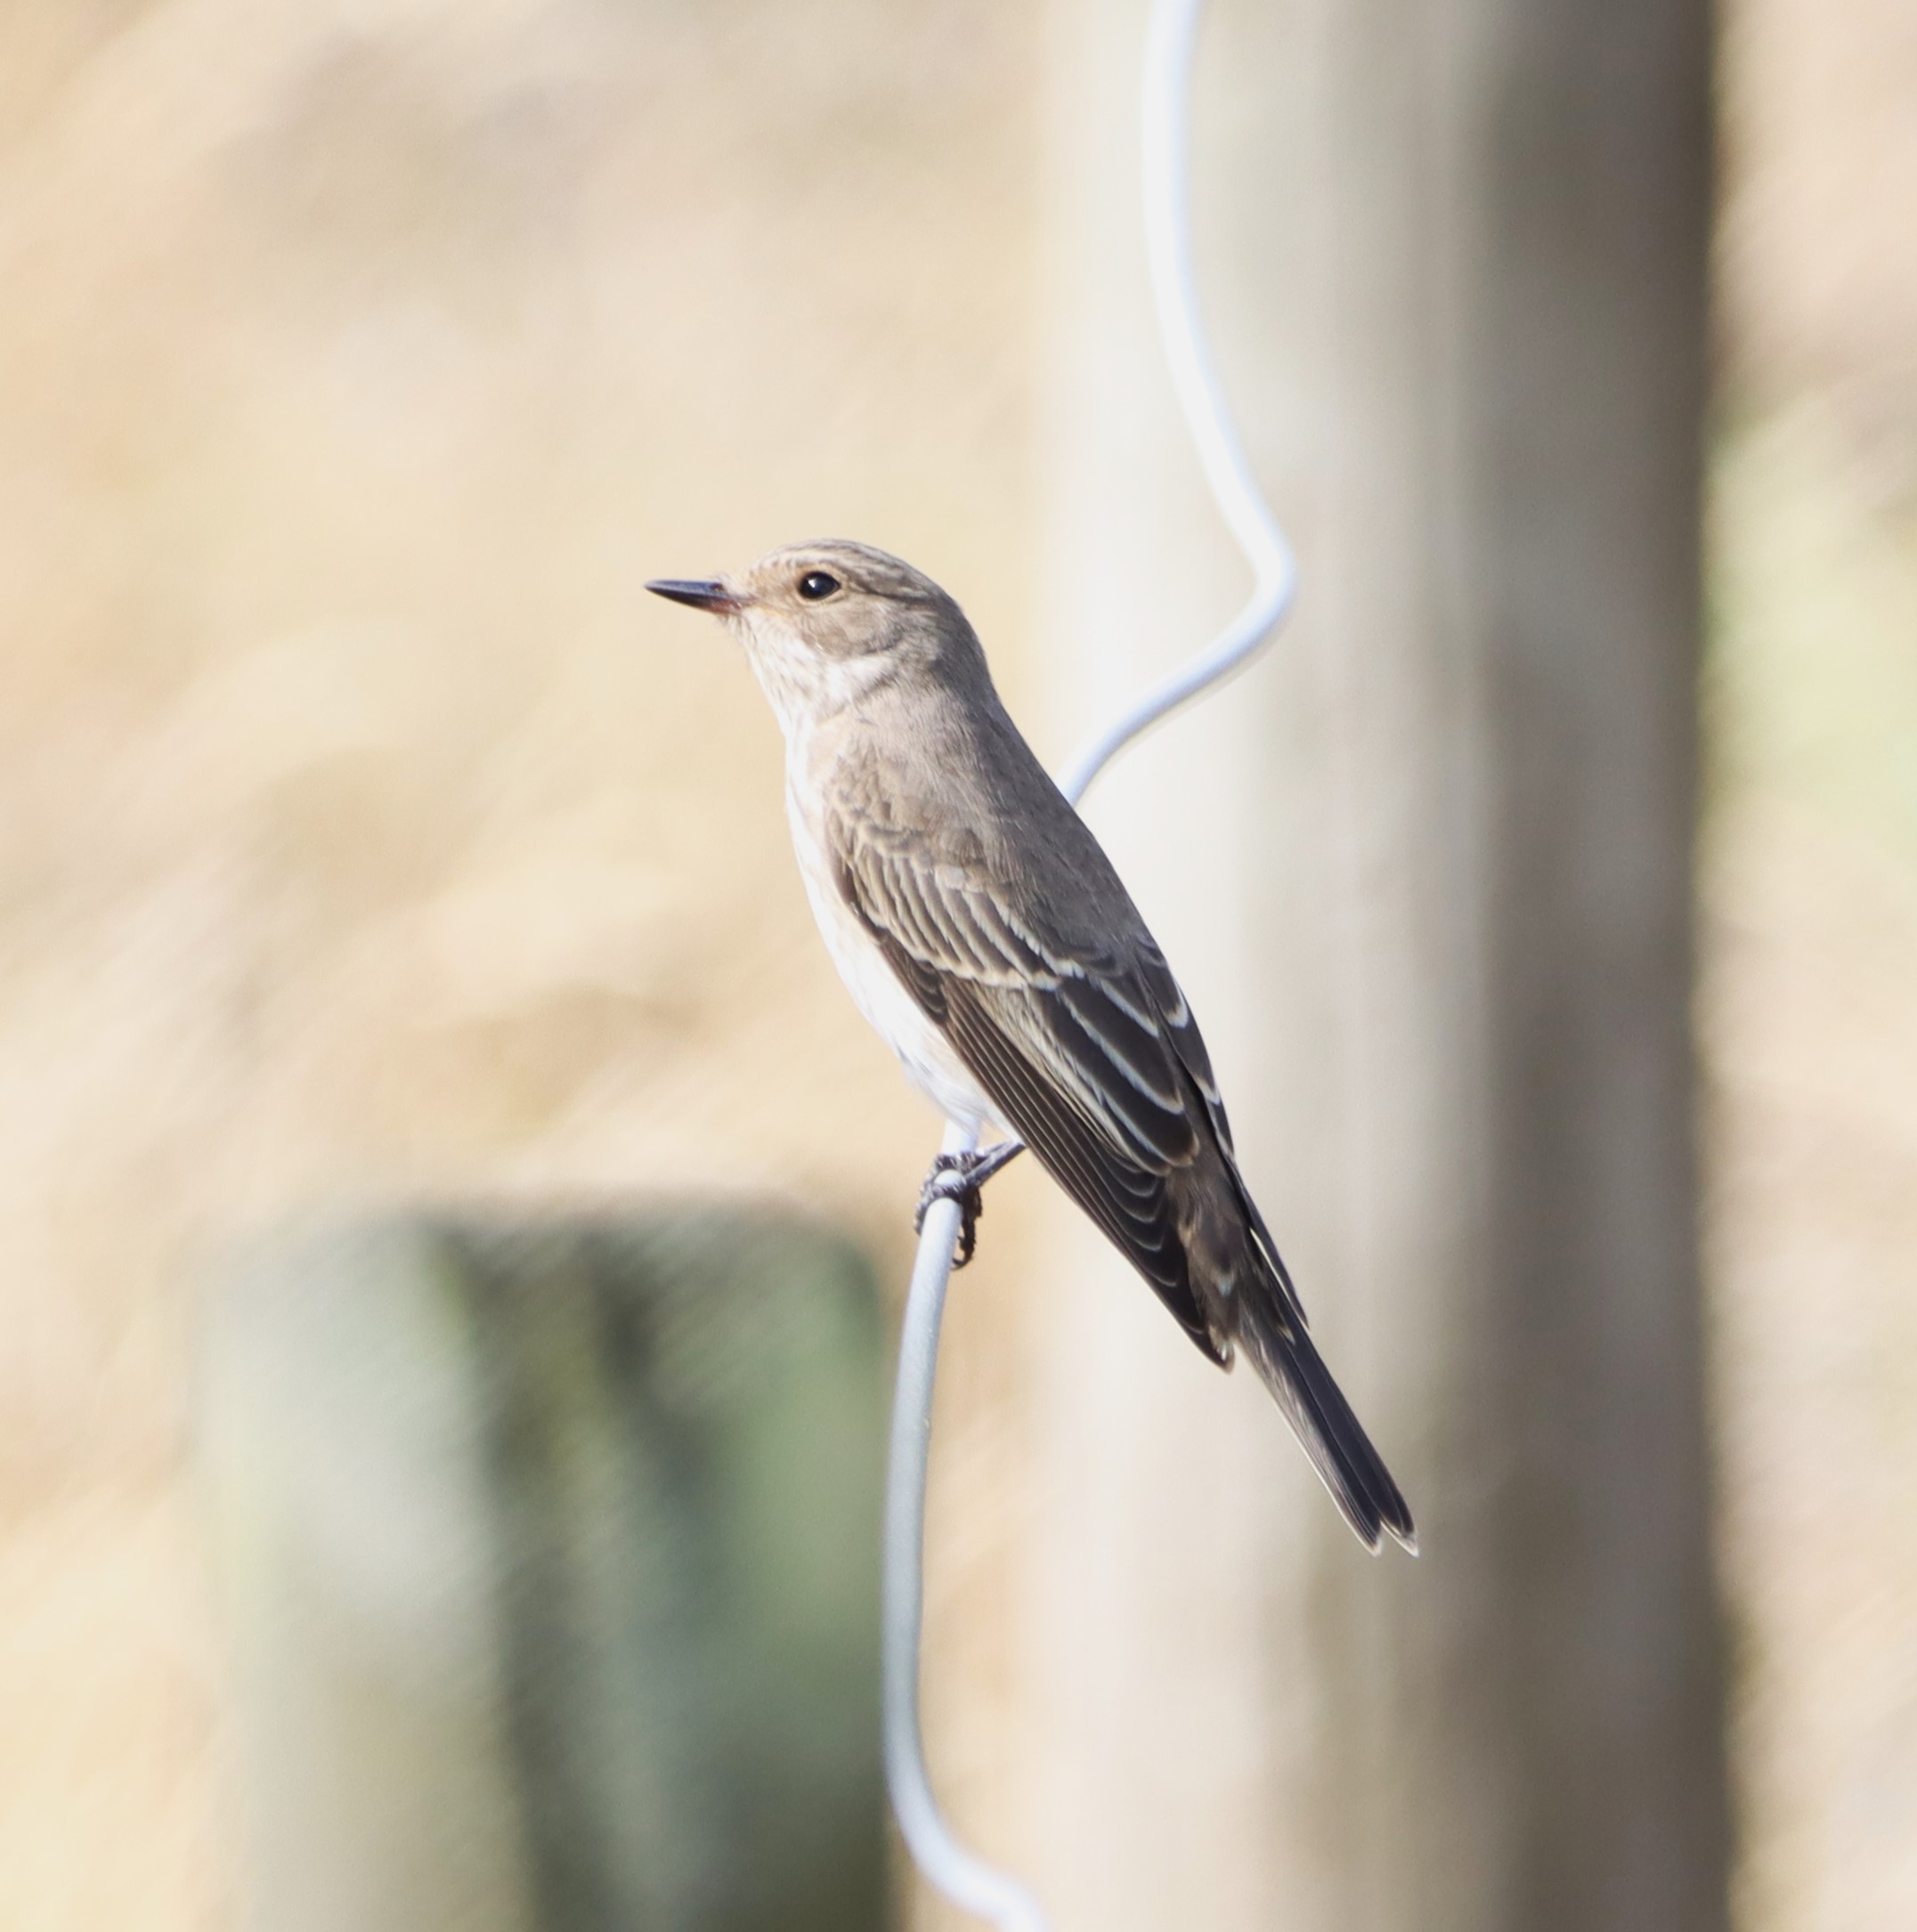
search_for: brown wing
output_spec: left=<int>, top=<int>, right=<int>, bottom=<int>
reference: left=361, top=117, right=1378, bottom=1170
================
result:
left=832, top=805, right=1252, bottom=1360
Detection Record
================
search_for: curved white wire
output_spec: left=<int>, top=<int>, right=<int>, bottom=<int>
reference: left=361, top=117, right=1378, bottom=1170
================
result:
left=883, top=1117, right=1045, bottom=1931
left=1055, top=0, right=1296, bottom=808
left=881, top=1, right=1297, bottom=1924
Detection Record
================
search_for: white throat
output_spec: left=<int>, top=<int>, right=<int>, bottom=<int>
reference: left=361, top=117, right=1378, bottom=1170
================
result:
left=736, top=615, right=893, bottom=743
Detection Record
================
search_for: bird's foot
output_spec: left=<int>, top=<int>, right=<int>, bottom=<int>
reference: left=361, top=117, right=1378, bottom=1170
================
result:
left=913, top=1140, right=1026, bottom=1270
left=915, top=1157, right=985, bottom=1269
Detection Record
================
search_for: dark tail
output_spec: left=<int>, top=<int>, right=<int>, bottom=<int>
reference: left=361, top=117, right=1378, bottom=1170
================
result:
left=1235, top=1254, right=1417, bottom=1555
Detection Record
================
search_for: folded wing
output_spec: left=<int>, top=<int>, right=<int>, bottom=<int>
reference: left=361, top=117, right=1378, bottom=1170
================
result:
left=833, top=804, right=1248, bottom=1361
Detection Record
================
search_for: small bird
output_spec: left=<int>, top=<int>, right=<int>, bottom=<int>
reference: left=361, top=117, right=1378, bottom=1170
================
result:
left=650, top=540, right=1414, bottom=1553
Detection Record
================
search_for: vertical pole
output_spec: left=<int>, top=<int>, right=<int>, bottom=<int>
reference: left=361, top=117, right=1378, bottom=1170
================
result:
left=1029, top=0, right=1728, bottom=1928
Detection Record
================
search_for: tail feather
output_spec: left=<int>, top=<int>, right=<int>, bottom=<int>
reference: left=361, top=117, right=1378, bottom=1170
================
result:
left=1235, top=1261, right=1417, bottom=1555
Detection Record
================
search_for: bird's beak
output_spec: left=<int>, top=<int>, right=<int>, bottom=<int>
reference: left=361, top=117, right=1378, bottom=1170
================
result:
left=646, top=578, right=746, bottom=615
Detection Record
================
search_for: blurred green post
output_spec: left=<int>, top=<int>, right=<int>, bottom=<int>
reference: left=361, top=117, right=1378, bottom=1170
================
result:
left=201, top=1212, right=889, bottom=1932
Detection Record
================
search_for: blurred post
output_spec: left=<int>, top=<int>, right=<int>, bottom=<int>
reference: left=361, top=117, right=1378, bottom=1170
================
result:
left=202, top=1213, right=887, bottom=1932
left=1023, top=1, right=1727, bottom=1928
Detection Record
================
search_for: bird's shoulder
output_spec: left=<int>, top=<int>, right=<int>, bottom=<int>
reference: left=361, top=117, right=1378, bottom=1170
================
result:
left=823, top=691, right=1130, bottom=962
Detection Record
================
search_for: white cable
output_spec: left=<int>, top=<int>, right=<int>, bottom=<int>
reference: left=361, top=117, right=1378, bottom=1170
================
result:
left=1056, top=0, right=1296, bottom=808
left=881, top=0, right=1297, bottom=1922
left=882, top=1118, right=1050, bottom=1932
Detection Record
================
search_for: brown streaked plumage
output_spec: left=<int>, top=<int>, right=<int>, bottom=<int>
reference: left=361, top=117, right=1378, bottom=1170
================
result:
left=649, top=540, right=1415, bottom=1553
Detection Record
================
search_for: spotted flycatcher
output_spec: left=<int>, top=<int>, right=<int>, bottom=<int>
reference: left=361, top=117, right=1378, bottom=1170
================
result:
left=651, top=540, right=1413, bottom=1552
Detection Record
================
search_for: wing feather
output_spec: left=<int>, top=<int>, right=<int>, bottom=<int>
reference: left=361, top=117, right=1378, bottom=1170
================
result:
left=835, top=810, right=1228, bottom=1357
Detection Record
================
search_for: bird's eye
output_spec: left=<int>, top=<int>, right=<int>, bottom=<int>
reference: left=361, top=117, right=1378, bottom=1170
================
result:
left=797, top=570, right=841, bottom=601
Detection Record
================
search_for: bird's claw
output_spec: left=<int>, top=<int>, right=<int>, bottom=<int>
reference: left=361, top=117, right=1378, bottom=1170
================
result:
left=914, top=1151, right=987, bottom=1269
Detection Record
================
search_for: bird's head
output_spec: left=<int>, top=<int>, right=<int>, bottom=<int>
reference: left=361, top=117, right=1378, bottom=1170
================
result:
left=648, top=539, right=979, bottom=732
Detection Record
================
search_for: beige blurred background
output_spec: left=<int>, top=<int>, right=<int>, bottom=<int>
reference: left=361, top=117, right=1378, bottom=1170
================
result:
left=0, top=0, right=1911, bottom=1928
left=1710, top=0, right=1917, bottom=1922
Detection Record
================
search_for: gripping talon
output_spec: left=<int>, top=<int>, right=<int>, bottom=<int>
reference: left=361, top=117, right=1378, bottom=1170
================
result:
left=951, top=1190, right=980, bottom=1269
left=911, top=1140, right=1026, bottom=1269
left=914, top=1154, right=984, bottom=1267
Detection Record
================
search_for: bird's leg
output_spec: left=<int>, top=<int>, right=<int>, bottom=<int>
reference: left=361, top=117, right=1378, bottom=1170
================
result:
left=914, top=1139, right=1028, bottom=1269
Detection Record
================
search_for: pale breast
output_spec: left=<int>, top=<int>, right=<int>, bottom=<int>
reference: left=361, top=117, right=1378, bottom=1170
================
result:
left=784, top=761, right=995, bottom=1133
